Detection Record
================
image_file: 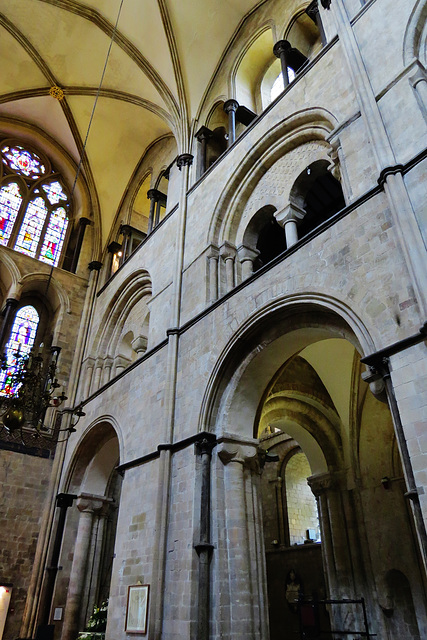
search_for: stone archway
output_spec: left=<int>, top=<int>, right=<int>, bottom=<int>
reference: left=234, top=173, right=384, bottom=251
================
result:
left=52, top=422, right=122, bottom=640
left=203, top=300, right=427, bottom=640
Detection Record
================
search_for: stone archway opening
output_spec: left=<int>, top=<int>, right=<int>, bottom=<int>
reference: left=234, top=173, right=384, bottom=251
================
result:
left=207, top=304, right=427, bottom=640
left=48, top=422, right=122, bottom=640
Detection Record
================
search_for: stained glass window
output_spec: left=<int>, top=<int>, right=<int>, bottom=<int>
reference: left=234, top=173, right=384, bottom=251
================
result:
left=14, top=197, right=48, bottom=258
left=42, top=181, right=67, bottom=205
left=0, top=182, right=22, bottom=246
left=0, top=140, right=70, bottom=266
left=39, top=207, right=68, bottom=266
left=0, top=305, right=39, bottom=396
left=1, top=144, right=46, bottom=179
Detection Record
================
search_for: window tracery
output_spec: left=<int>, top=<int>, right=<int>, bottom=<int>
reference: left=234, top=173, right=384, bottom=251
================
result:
left=0, top=141, right=70, bottom=267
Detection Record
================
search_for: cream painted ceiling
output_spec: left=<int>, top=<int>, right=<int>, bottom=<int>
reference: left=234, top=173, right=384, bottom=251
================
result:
left=0, top=0, right=266, bottom=249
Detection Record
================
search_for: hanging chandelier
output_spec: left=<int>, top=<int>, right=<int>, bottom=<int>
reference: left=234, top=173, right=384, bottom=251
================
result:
left=0, top=345, right=84, bottom=444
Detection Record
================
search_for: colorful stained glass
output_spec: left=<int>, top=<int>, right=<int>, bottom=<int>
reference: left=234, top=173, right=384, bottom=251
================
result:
left=1, top=145, right=46, bottom=179
left=0, top=305, right=39, bottom=396
left=14, top=197, right=48, bottom=258
left=0, top=182, right=22, bottom=246
left=42, top=181, right=68, bottom=205
left=39, top=207, right=69, bottom=266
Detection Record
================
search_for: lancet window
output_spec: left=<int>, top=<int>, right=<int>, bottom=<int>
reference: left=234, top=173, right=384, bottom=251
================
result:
left=0, top=305, right=40, bottom=396
left=0, top=141, right=70, bottom=267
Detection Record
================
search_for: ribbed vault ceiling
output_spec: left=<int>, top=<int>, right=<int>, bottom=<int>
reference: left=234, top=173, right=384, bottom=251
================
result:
left=0, top=0, right=265, bottom=248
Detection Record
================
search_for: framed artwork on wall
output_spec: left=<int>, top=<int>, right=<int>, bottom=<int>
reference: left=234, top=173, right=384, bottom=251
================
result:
left=125, top=584, right=149, bottom=634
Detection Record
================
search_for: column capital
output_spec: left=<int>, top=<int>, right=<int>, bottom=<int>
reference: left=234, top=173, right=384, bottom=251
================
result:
left=131, top=335, right=148, bottom=355
left=177, top=153, right=194, bottom=170
left=306, top=0, right=319, bottom=22
left=219, top=241, right=237, bottom=260
left=195, top=125, right=213, bottom=141
left=273, top=39, right=292, bottom=58
left=78, top=216, right=91, bottom=228
left=307, top=472, right=335, bottom=497
left=56, top=493, right=77, bottom=509
left=4, top=297, right=19, bottom=310
left=217, top=437, right=259, bottom=470
left=274, top=203, right=305, bottom=227
left=320, top=0, right=331, bottom=8
left=119, top=223, right=133, bottom=237
left=88, top=260, right=102, bottom=271
left=237, top=244, right=260, bottom=263
left=77, top=494, right=108, bottom=514
left=147, top=188, right=165, bottom=202
left=206, top=244, right=219, bottom=260
left=410, top=62, right=427, bottom=88
left=223, top=99, right=239, bottom=114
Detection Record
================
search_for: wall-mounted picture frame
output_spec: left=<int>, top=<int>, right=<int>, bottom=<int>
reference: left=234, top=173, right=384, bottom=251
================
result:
left=125, top=584, right=149, bottom=634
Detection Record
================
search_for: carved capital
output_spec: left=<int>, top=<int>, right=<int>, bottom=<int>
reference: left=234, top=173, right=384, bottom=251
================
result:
left=219, top=241, right=237, bottom=260
left=273, top=40, right=292, bottom=59
left=132, top=335, right=148, bottom=355
left=307, top=472, right=335, bottom=497
left=176, top=153, right=194, bottom=170
left=206, top=244, right=219, bottom=260
left=274, top=203, right=305, bottom=228
left=327, top=139, right=341, bottom=180
left=320, top=0, right=331, bottom=8
left=218, top=441, right=259, bottom=470
left=223, top=99, right=239, bottom=114
left=195, top=125, right=213, bottom=142
left=88, top=260, right=102, bottom=271
left=77, top=494, right=106, bottom=514
left=237, top=244, right=260, bottom=264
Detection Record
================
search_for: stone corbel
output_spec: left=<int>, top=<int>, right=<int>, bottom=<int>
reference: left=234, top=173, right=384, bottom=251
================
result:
left=327, top=138, right=341, bottom=181
left=274, top=203, right=305, bottom=248
left=361, top=365, right=387, bottom=403
left=237, top=244, right=260, bottom=280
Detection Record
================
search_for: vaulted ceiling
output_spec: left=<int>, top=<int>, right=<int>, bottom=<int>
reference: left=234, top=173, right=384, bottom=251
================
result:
left=0, top=0, right=266, bottom=247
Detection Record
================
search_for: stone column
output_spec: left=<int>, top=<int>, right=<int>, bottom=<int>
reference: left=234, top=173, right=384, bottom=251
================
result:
left=237, top=245, right=259, bottom=280
left=195, top=126, right=213, bottom=179
left=82, top=357, right=95, bottom=399
left=70, top=217, right=91, bottom=273
left=218, top=440, right=261, bottom=639
left=220, top=242, right=237, bottom=292
left=61, top=495, right=104, bottom=640
left=410, top=63, right=427, bottom=117
left=91, top=357, right=104, bottom=393
left=0, top=297, right=19, bottom=352
left=273, top=40, right=292, bottom=88
left=223, top=99, right=239, bottom=147
left=101, top=357, right=113, bottom=386
left=119, top=224, right=132, bottom=263
left=207, top=245, right=220, bottom=304
left=274, top=203, right=305, bottom=248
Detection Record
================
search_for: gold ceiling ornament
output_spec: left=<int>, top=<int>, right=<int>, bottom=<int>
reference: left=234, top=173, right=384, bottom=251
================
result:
left=49, top=85, right=65, bottom=101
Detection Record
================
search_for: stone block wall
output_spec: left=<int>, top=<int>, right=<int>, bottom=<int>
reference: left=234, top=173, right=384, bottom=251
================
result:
left=0, top=450, right=52, bottom=640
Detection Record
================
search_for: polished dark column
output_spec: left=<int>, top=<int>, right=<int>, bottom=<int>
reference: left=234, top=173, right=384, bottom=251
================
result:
left=147, top=188, right=165, bottom=232
left=194, top=436, right=216, bottom=640
left=36, top=494, right=76, bottom=639
left=0, top=298, right=18, bottom=352
left=273, top=40, right=292, bottom=88
left=223, top=99, right=239, bottom=147
left=195, top=126, right=213, bottom=179
left=306, top=0, right=326, bottom=45
left=70, top=217, right=90, bottom=273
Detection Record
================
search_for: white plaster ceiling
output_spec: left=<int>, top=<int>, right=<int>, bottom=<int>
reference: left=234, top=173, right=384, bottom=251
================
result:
left=0, top=0, right=264, bottom=249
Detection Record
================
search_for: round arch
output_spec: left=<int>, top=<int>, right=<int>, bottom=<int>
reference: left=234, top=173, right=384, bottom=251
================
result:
left=403, top=0, right=427, bottom=65
left=207, top=107, right=338, bottom=247
left=199, top=295, right=375, bottom=447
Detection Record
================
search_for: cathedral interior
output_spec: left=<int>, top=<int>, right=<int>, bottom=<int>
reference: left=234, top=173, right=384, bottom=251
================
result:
left=0, top=1, right=427, bottom=639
